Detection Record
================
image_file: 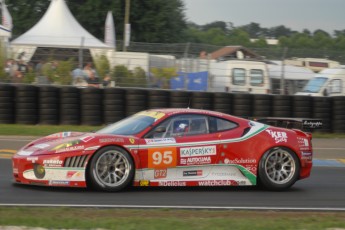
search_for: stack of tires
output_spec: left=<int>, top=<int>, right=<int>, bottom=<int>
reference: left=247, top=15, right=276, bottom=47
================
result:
left=313, top=97, right=332, bottom=133
left=252, top=94, right=272, bottom=117
left=60, top=87, right=81, bottom=125
left=80, top=88, right=103, bottom=126
left=39, top=86, right=60, bottom=125
left=15, top=85, right=39, bottom=124
left=213, top=92, right=232, bottom=114
left=103, top=88, right=126, bottom=124
left=190, top=91, right=213, bottom=110
left=169, top=91, right=191, bottom=108
left=148, top=89, right=170, bottom=109
left=292, top=96, right=313, bottom=118
left=232, top=94, right=253, bottom=118
left=0, top=84, right=15, bottom=124
left=332, top=96, right=345, bottom=133
left=125, top=88, right=148, bottom=116
left=272, top=95, right=292, bottom=117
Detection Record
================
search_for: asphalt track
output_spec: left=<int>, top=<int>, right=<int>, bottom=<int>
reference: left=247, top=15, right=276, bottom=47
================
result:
left=0, top=137, right=345, bottom=211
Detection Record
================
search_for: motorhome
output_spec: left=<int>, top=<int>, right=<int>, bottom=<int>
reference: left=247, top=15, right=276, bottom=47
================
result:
left=285, top=58, right=340, bottom=73
left=208, top=60, right=270, bottom=94
left=296, top=68, right=345, bottom=96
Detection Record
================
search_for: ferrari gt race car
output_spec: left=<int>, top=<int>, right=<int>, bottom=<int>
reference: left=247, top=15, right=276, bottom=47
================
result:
left=12, top=108, right=317, bottom=191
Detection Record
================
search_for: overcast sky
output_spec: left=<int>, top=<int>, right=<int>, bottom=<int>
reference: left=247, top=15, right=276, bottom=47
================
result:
left=183, top=0, right=345, bottom=34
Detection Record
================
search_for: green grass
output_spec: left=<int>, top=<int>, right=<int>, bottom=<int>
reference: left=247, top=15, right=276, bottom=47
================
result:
left=0, top=207, right=344, bottom=230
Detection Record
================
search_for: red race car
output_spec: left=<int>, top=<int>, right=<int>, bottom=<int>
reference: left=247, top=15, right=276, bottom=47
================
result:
left=12, top=108, right=316, bottom=191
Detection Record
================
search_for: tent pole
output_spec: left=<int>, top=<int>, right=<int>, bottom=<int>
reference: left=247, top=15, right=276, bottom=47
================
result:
left=79, top=36, right=85, bottom=69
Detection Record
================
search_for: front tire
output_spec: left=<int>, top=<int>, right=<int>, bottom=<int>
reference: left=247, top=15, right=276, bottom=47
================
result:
left=88, top=146, right=134, bottom=192
left=258, top=147, right=300, bottom=191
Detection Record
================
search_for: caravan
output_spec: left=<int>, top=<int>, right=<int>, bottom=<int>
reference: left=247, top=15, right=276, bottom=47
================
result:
left=208, top=60, right=270, bottom=94
left=296, top=68, right=345, bottom=96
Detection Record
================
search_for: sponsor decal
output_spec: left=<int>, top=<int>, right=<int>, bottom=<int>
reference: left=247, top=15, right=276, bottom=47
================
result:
left=139, top=180, right=150, bottom=186
left=66, top=171, right=83, bottom=179
left=211, top=172, right=236, bottom=177
left=137, top=111, right=165, bottom=120
left=43, top=159, right=63, bottom=167
left=180, top=156, right=211, bottom=165
left=80, top=136, right=94, bottom=142
left=145, top=138, right=176, bottom=144
left=198, top=180, right=232, bottom=186
left=158, top=181, right=186, bottom=186
left=154, top=169, right=167, bottom=179
left=34, top=144, right=50, bottom=149
left=84, top=146, right=100, bottom=151
left=129, top=138, right=135, bottom=144
left=26, top=157, right=38, bottom=163
left=55, top=145, right=84, bottom=154
left=48, top=132, right=71, bottom=138
left=301, top=151, right=313, bottom=161
left=298, top=137, right=310, bottom=150
left=183, top=170, right=202, bottom=177
left=52, top=140, right=81, bottom=151
left=99, top=138, right=125, bottom=143
left=224, top=158, right=256, bottom=164
left=180, top=145, right=216, bottom=157
left=49, top=180, right=70, bottom=186
left=13, top=168, right=18, bottom=174
left=265, top=129, right=288, bottom=143
left=17, top=150, right=33, bottom=156
left=303, top=120, right=323, bottom=129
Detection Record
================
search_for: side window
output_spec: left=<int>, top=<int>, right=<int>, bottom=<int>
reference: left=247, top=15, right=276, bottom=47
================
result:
left=209, top=116, right=238, bottom=133
left=250, top=69, right=264, bottom=86
left=329, top=79, right=342, bottom=94
left=145, top=114, right=209, bottom=138
left=232, top=68, right=246, bottom=85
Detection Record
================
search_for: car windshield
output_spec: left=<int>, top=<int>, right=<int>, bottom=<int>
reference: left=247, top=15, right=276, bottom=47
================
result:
left=302, top=76, right=328, bottom=93
left=97, top=115, right=156, bottom=135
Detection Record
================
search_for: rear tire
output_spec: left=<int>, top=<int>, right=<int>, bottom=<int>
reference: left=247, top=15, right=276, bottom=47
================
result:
left=88, top=146, right=134, bottom=192
left=258, top=147, right=300, bottom=191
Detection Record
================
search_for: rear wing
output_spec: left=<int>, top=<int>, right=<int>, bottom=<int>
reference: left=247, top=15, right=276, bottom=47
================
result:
left=253, top=117, right=323, bottom=132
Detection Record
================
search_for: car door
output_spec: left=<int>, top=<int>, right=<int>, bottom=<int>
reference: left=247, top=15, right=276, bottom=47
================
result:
left=138, top=114, right=222, bottom=182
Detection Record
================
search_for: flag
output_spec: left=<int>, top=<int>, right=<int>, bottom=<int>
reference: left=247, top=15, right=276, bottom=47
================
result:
left=1, top=0, right=13, bottom=30
left=104, top=11, right=116, bottom=48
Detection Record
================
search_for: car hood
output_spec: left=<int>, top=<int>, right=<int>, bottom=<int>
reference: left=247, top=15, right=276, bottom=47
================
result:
left=16, top=132, right=136, bottom=156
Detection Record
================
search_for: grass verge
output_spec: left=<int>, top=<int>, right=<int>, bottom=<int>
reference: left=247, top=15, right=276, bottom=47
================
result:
left=0, top=207, right=344, bottom=230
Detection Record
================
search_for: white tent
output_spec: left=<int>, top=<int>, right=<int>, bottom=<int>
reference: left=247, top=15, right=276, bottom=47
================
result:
left=10, top=0, right=111, bottom=61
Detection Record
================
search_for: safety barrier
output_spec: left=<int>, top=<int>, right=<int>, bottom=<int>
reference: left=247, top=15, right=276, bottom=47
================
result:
left=0, top=84, right=342, bottom=132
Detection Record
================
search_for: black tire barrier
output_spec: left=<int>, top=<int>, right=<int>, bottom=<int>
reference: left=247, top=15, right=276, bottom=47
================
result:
left=39, top=86, right=60, bottom=125
left=125, top=88, right=148, bottom=116
left=191, top=91, right=214, bottom=110
left=60, top=87, right=81, bottom=125
left=252, top=94, right=273, bottom=118
left=0, top=84, right=15, bottom=124
left=232, top=94, right=253, bottom=117
left=80, top=88, right=103, bottom=126
left=213, top=92, right=232, bottom=114
left=169, top=91, right=192, bottom=108
left=15, top=85, right=39, bottom=124
left=313, top=97, right=332, bottom=133
left=272, top=95, right=292, bottom=117
left=332, top=96, right=345, bottom=133
left=3, top=83, right=345, bottom=133
left=292, top=96, right=312, bottom=119
left=148, top=89, right=170, bottom=109
left=103, top=88, right=126, bottom=124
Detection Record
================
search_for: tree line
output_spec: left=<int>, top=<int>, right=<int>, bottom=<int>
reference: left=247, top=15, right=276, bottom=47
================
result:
left=5, top=0, right=345, bottom=50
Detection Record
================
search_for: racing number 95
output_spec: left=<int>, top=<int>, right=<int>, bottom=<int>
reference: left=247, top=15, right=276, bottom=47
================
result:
left=148, top=147, right=177, bottom=168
